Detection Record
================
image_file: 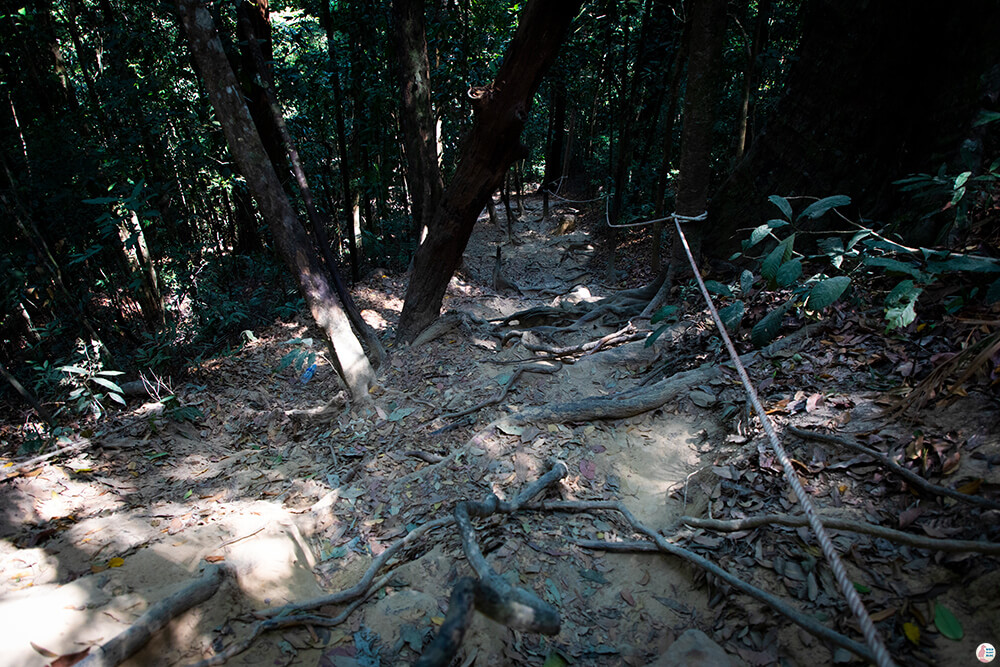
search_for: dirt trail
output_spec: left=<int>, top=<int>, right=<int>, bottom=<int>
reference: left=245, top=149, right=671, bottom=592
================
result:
left=2, top=194, right=998, bottom=667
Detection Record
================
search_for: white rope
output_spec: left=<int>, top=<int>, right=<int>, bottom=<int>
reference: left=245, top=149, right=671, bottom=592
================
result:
left=672, top=216, right=896, bottom=667
left=603, top=192, right=708, bottom=228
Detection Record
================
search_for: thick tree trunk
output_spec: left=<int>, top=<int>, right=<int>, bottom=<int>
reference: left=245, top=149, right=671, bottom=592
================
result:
left=177, top=0, right=374, bottom=402
left=396, top=0, right=584, bottom=343
left=643, top=0, right=726, bottom=316
left=707, top=0, right=1000, bottom=254
left=392, top=0, right=443, bottom=242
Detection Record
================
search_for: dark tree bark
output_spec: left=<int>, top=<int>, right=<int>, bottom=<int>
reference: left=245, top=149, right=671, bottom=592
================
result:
left=177, top=0, right=374, bottom=402
left=396, top=0, right=585, bottom=343
left=235, top=0, right=288, bottom=182
left=240, top=17, right=386, bottom=369
left=644, top=0, right=726, bottom=316
left=650, top=33, right=688, bottom=273
left=542, top=70, right=567, bottom=193
left=707, top=0, right=1000, bottom=254
left=318, top=3, right=359, bottom=282
left=732, top=0, right=771, bottom=162
left=392, top=0, right=443, bottom=242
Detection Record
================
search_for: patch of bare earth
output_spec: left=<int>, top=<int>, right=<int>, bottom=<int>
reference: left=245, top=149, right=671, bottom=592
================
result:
left=1, top=194, right=998, bottom=666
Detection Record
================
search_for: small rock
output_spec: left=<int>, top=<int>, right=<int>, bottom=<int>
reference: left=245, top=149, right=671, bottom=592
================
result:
left=644, top=629, right=737, bottom=667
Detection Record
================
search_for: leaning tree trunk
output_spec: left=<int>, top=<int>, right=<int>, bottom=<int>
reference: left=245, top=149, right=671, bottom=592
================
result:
left=396, top=0, right=585, bottom=343
left=707, top=0, right=1000, bottom=254
left=392, top=0, right=443, bottom=242
left=177, top=0, right=375, bottom=402
left=643, top=0, right=726, bottom=317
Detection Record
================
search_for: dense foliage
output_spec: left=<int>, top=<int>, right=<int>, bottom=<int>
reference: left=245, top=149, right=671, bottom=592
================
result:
left=2, top=0, right=997, bottom=427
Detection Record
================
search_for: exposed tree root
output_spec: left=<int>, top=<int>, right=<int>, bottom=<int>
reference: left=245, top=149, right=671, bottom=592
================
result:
left=191, top=464, right=568, bottom=666
left=80, top=564, right=230, bottom=667
left=681, top=514, right=1000, bottom=554
left=504, top=325, right=818, bottom=427
left=529, top=500, right=875, bottom=663
left=789, top=426, right=1000, bottom=511
left=418, top=461, right=567, bottom=666
left=440, top=361, right=561, bottom=422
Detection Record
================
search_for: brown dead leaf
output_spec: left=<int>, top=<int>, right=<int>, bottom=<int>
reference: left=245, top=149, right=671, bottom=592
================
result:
left=205, top=555, right=226, bottom=563
left=620, top=590, right=635, bottom=606
left=869, top=607, right=897, bottom=623
left=49, top=648, right=91, bottom=667
left=805, top=393, right=824, bottom=413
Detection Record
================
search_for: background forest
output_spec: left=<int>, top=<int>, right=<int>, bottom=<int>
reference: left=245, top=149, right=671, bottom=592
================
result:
left=2, top=0, right=998, bottom=423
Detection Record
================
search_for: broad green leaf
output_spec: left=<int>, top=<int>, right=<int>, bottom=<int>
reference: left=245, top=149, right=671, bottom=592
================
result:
left=650, top=304, right=678, bottom=324
left=853, top=582, right=871, bottom=594
left=542, top=650, right=570, bottom=667
left=761, top=244, right=785, bottom=283
left=987, top=277, right=1000, bottom=304
left=719, top=301, right=744, bottom=332
left=799, top=195, right=851, bottom=220
left=846, top=229, right=872, bottom=250
left=807, top=276, right=851, bottom=310
left=704, top=280, right=732, bottom=297
left=59, top=365, right=89, bottom=375
left=779, top=233, right=796, bottom=261
left=933, top=603, right=963, bottom=640
left=885, top=280, right=922, bottom=306
left=766, top=219, right=790, bottom=229
left=90, top=377, right=124, bottom=394
left=96, top=370, right=125, bottom=376
left=861, top=256, right=926, bottom=280
left=747, top=224, right=771, bottom=249
left=740, top=270, right=754, bottom=295
left=925, top=254, right=1000, bottom=273
left=108, top=392, right=126, bottom=406
left=768, top=195, right=793, bottom=221
left=645, top=324, right=671, bottom=347
left=886, top=301, right=918, bottom=331
left=973, top=109, right=1000, bottom=126
left=776, top=258, right=803, bottom=287
left=751, top=302, right=791, bottom=347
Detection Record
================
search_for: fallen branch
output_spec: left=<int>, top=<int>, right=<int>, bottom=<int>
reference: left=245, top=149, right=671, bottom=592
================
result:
left=441, top=362, right=561, bottom=422
left=79, top=564, right=230, bottom=667
left=187, top=572, right=394, bottom=667
left=789, top=426, right=1000, bottom=512
left=529, top=499, right=876, bottom=663
left=504, top=325, right=819, bottom=426
left=1, top=436, right=92, bottom=482
left=681, top=514, right=1000, bottom=555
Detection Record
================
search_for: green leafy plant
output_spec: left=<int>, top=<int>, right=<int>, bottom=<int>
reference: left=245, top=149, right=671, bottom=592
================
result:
left=57, top=339, right=125, bottom=418
left=730, top=194, right=1000, bottom=344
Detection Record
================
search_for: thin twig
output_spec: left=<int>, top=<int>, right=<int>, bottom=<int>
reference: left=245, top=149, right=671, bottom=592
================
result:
left=789, top=427, right=1000, bottom=511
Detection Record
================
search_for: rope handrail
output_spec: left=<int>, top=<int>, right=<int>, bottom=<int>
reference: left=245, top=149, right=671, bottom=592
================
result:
left=671, top=215, right=896, bottom=667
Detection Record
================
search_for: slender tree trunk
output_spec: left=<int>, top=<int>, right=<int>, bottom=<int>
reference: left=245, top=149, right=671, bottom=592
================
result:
left=396, top=0, right=584, bottom=342
left=240, top=19, right=386, bottom=369
left=643, top=0, right=726, bottom=317
left=542, top=71, right=567, bottom=193
left=319, top=7, right=358, bottom=282
left=650, top=31, right=688, bottom=274
left=732, top=0, right=770, bottom=163
left=177, top=0, right=374, bottom=402
left=392, top=0, right=443, bottom=243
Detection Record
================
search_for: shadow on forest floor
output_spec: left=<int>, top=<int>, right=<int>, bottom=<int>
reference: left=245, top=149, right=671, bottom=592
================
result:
left=2, top=193, right=999, bottom=667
